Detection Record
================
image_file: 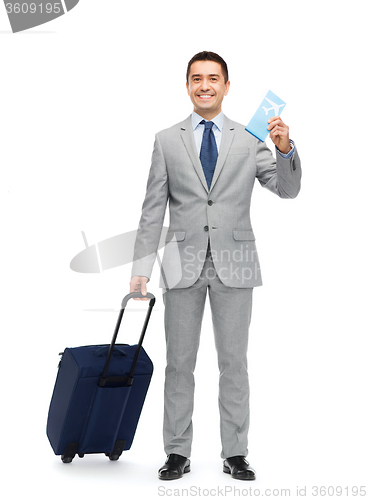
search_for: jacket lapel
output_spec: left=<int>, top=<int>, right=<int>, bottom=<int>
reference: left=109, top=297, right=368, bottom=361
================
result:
left=180, top=116, right=209, bottom=193
left=209, top=115, right=235, bottom=193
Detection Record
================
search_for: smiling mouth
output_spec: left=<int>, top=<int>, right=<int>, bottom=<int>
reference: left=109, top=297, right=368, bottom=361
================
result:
left=197, top=94, right=214, bottom=99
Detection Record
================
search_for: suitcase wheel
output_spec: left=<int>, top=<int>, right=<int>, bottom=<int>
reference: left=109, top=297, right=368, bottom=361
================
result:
left=105, top=440, right=126, bottom=461
left=61, top=442, right=79, bottom=464
left=105, top=452, right=120, bottom=461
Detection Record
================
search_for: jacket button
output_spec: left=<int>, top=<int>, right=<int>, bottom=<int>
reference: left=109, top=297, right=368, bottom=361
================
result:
left=204, top=226, right=209, bottom=231
left=208, top=200, right=213, bottom=206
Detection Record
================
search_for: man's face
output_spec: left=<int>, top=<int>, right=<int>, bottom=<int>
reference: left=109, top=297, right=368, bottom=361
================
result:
left=186, top=60, right=230, bottom=120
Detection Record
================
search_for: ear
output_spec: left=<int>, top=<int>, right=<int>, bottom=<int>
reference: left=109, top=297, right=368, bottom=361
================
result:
left=186, top=81, right=190, bottom=95
left=224, top=80, right=230, bottom=96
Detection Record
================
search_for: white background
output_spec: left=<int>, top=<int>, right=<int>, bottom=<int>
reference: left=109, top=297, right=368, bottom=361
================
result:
left=1, top=1, right=367, bottom=498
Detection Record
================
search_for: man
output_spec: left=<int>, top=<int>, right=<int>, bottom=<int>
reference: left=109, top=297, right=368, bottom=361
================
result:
left=130, top=51, right=301, bottom=480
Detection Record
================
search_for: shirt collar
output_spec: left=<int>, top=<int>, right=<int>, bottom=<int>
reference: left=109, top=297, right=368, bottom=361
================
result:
left=192, top=110, right=224, bottom=132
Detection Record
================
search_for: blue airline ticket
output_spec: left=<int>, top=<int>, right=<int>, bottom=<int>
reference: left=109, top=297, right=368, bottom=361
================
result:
left=245, top=90, right=286, bottom=142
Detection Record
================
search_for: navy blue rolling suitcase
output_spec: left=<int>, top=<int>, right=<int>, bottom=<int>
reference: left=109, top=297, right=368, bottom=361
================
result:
left=46, top=292, right=155, bottom=463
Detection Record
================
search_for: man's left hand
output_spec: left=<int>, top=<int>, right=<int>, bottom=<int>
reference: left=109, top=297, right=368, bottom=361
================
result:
left=267, top=116, right=291, bottom=154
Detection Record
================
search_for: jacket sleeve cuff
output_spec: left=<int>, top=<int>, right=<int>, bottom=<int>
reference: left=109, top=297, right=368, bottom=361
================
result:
left=276, top=139, right=295, bottom=159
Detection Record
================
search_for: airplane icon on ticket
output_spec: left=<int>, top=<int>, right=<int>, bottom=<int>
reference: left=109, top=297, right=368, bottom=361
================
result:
left=262, top=97, right=286, bottom=116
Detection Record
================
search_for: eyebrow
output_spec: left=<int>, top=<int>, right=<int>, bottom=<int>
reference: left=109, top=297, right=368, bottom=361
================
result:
left=191, top=73, right=220, bottom=79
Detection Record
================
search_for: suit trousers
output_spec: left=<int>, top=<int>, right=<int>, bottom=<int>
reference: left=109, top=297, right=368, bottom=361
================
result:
left=162, top=241, right=253, bottom=459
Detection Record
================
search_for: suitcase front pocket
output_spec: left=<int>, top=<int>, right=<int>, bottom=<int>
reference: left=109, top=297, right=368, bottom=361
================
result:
left=79, top=384, right=132, bottom=454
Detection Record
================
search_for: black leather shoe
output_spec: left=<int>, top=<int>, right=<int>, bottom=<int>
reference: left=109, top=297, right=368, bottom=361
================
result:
left=223, top=456, right=256, bottom=480
left=158, top=454, right=191, bottom=480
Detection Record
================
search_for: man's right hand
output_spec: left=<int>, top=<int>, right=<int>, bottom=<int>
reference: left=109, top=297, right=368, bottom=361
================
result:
left=129, top=275, right=150, bottom=300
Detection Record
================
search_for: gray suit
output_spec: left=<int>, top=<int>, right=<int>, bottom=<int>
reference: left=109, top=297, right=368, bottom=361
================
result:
left=131, top=114, right=301, bottom=458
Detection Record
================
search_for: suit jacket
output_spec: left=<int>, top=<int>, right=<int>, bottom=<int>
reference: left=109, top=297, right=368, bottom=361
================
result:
left=131, top=114, right=301, bottom=289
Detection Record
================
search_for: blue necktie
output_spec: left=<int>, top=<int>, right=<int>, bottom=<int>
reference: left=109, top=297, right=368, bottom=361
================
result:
left=199, top=120, right=218, bottom=189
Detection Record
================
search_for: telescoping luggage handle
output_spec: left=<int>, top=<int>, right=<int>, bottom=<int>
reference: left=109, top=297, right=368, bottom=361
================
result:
left=99, top=292, right=156, bottom=388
